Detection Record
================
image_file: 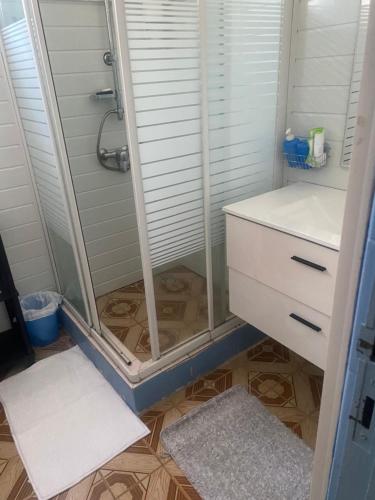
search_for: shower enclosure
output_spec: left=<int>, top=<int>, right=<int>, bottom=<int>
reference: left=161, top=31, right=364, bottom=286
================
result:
left=2, top=0, right=287, bottom=379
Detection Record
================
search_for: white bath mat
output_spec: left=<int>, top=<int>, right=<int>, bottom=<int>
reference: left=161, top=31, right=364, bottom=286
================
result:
left=0, top=346, right=149, bottom=499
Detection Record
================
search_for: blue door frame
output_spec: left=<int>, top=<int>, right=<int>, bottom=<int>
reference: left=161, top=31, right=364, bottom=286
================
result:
left=327, top=191, right=375, bottom=500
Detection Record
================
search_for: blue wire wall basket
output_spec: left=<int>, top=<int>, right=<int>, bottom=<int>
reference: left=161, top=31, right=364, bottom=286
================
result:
left=284, top=137, right=328, bottom=170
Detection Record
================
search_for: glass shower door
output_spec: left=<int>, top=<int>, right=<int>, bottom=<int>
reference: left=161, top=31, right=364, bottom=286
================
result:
left=118, top=0, right=286, bottom=354
left=36, top=0, right=151, bottom=361
left=122, top=0, right=209, bottom=356
left=203, top=0, right=286, bottom=326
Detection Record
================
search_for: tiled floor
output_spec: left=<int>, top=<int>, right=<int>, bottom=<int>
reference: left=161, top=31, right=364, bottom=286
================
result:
left=0, top=335, right=323, bottom=500
left=96, top=266, right=208, bottom=362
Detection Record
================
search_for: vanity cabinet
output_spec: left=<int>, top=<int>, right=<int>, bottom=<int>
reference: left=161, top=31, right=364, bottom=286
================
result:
left=224, top=182, right=346, bottom=370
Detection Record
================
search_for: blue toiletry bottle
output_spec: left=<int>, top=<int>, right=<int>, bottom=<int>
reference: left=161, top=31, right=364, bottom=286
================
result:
left=283, top=129, right=299, bottom=166
left=296, top=139, right=309, bottom=166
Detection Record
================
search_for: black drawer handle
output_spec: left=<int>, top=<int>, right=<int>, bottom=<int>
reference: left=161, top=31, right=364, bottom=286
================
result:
left=289, top=313, right=322, bottom=332
left=291, top=255, right=327, bottom=272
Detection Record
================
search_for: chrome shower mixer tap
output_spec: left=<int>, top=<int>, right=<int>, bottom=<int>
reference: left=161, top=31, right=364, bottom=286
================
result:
left=98, top=143, right=130, bottom=173
left=96, top=108, right=130, bottom=173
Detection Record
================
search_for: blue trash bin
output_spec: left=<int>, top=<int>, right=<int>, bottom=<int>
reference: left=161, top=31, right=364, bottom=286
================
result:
left=20, top=292, right=62, bottom=347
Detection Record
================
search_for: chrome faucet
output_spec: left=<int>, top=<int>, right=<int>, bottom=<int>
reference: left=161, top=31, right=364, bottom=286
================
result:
left=98, top=144, right=130, bottom=173
left=96, top=108, right=130, bottom=173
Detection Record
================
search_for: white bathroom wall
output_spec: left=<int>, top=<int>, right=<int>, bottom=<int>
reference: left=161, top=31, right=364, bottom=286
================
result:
left=0, top=48, right=56, bottom=331
left=284, top=0, right=362, bottom=189
left=39, top=0, right=142, bottom=297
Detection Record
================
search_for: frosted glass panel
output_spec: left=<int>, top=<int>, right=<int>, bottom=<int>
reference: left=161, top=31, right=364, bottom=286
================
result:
left=205, top=0, right=285, bottom=325
left=342, top=0, right=370, bottom=167
left=39, top=0, right=142, bottom=300
left=1, top=17, right=87, bottom=319
left=124, top=0, right=208, bottom=352
left=124, top=0, right=204, bottom=269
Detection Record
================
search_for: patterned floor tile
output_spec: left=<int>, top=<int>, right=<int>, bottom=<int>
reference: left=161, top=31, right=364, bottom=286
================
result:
left=52, top=473, right=96, bottom=500
left=176, top=399, right=203, bottom=417
left=116, top=479, right=148, bottom=499
left=175, top=369, right=234, bottom=416
left=101, top=298, right=141, bottom=322
left=293, top=371, right=320, bottom=415
left=164, top=461, right=202, bottom=500
left=284, top=420, right=304, bottom=439
left=136, top=324, right=180, bottom=357
left=246, top=338, right=305, bottom=374
left=249, top=372, right=297, bottom=408
left=5, top=469, right=36, bottom=500
left=0, top=406, right=19, bottom=463
left=164, top=478, right=198, bottom=500
left=156, top=301, right=187, bottom=322
left=0, top=406, right=12, bottom=444
left=265, top=406, right=308, bottom=438
left=185, top=369, right=233, bottom=402
left=308, top=373, right=324, bottom=410
left=0, top=458, right=8, bottom=475
left=111, top=324, right=144, bottom=355
left=103, top=470, right=149, bottom=498
left=156, top=272, right=194, bottom=297
left=300, top=411, right=320, bottom=449
left=116, top=468, right=175, bottom=500
left=141, top=409, right=182, bottom=463
left=131, top=465, right=179, bottom=500
left=247, top=338, right=290, bottom=363
left=97, top=267, right=208, bottom=363
left=101, top=441, right=161, bottom=477
left=0, top=459, right=34, bottom=500
left=86, top=472, right=114, bottom=500
left=0, top=334, right=323, bottom=499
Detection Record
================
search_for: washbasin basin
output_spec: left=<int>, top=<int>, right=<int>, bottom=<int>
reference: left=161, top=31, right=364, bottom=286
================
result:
left=223, top=182, right=346, bottom=250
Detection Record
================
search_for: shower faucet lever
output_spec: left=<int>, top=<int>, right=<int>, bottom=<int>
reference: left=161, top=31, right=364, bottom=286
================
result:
left=99, top=145, right=130, bottom=173
left=103, top=51, right=113, bottom=66
left=96, top=109, right=129, bottom=173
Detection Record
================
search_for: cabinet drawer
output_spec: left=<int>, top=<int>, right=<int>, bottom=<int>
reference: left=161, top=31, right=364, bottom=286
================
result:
left=226, top=215, right=338, bottom=316
left=229, top=269, right=329, bottom=369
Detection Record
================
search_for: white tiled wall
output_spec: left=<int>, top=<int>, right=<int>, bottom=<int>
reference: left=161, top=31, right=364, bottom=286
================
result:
left=0, top=50, right=56, bottom=331
left=39, top=0, right=142, bottom=297
left=284, top=0, right=362, bottom=189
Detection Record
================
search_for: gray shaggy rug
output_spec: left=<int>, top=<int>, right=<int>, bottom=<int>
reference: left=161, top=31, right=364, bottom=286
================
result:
left=161, top=385, right=313, bottom=500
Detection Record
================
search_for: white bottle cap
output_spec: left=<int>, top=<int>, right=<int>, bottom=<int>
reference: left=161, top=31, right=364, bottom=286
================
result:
left=285, top=128, right=295, bottom=141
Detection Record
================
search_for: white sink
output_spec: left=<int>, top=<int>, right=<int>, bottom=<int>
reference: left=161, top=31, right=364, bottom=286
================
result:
left=223, top=182, right=346, bottom=250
